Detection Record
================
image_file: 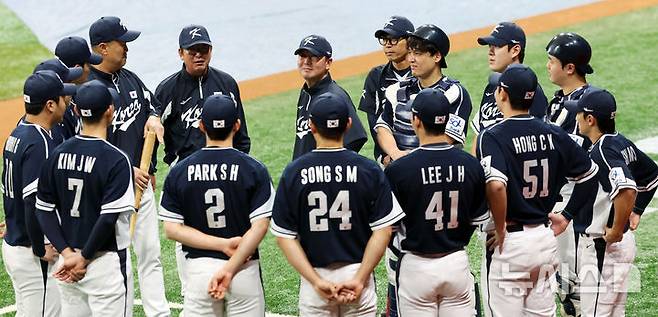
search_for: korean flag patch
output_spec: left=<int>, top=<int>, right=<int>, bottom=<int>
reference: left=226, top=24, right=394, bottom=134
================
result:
left=213, top=120, right=225, bottom=128
left=327, top=119, right=339, bottom=128
left=608, top=167, right=627, bottom=186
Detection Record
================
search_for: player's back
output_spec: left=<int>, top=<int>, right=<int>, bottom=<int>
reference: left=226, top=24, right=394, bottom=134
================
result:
left=386, top=144, right=487, bottom=254
left=479, top=115, right=596, bottom=224
left=161, top=147, right=272, bottom=260
left=38, top=135, right=133, bottom=251
left=2, top=122, right=54, bottom=246
left=274, top=148, right=402, bottom=267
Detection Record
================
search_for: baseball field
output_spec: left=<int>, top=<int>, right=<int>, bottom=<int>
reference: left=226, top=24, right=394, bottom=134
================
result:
left=1, top=1, right=658, bottom=316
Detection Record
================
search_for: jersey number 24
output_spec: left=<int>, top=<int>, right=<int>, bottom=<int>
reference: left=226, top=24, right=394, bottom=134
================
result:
left=308, top=190, right=352, bottom=232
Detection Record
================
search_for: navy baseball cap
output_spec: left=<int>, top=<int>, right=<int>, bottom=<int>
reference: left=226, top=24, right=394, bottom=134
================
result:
left=411, top=88, right=451, bottom=128
left=23, top=70, right=77, bottom=105
left=73, top=80, right=119, bottom=118
left=55, top=36, right=103, bottom=67
left=294, top=35, right=332, bottom=58
left=179, top=25, right=212, bottom=49
left=33, top=58, right=83, bottom=83
left=565, top=88, right=616, bottom=121
left=309, top=92, right=349, bottom=130
left=201, top=95, right=238, bottom=132
left=89, top=16, right=140, bottom=45
left=490, top=64, right=537, bottom=107
left=478, top=22, right=526, bottom=48
left=375, top=16, right=414, bottom=39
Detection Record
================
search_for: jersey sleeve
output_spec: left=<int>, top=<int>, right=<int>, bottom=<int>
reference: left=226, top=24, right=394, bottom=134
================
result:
left=270, top=172, right=298, bottom=239
left=158, top=167, right=184, bottom=223
left=230, top=80, right=252, bottom=154
left=476, top=131, right=508, bottom=185
left=248, top=164, right=275, bottom=222
left=21, top=140, right=49, bottom=199
left=470, top=108, right=482, bottom=135
left=562, top=133, right=598, bottom=184
left=35, top=154, right=57, bottom=213
left=369, top=168, right=405, bottom=231
left=528, top=83, right=548, bottom=120
left=595, top=145, right=636, bottom=200
left=373, top=84, right=398, bottom=133
left=342, top=93, right=368, bottom=153
left=444, top=83, right=471, bottom=144
left=469, top=162, right=490, bottom=226
left=101, top=156, right=135, bottom=215
left=358, top=67, right=380, bottom=115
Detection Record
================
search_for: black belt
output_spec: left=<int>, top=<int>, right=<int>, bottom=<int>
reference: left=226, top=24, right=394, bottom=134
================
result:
left=506, top=221, right=549, bottom=233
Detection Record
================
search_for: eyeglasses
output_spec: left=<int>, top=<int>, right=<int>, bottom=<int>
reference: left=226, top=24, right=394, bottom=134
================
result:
left=185, top=45, right=211, bottom=55
left=378, top=37, right=403, bottom=46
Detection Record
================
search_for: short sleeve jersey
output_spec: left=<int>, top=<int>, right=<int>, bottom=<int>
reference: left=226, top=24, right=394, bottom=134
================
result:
left=36, top=136, right=135, bottom=251
left=385, top=143, right=489, bottom=254
left=159, top=147, right=274, bottom=260
left=271, top=148, right=404, bottom=267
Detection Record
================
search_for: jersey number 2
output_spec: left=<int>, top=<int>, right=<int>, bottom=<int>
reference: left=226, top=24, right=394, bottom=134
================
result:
left=205, top=188, right=226, bottom=228
left=308, top=190, right=352, bottom=232
left=425, top=191, right=459, bottom=231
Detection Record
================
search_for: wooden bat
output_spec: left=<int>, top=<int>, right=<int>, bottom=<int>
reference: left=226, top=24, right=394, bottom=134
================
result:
left=130, top=131, right=157, bottom=238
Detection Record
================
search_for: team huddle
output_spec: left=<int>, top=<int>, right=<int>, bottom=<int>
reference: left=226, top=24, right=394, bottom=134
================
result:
left=1, top=13, right=657, bottom=317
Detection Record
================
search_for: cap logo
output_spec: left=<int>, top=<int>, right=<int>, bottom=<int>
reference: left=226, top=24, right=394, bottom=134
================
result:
left=23, top=95, right=30, bottom=103
left=189, top=28, right=202, bottom=39
left=327, top=119, right=339, bottom=128
left=80, top=109, right=92, bottom=117
left=524, top=91, right=535, bottom=99
left=492, top=24, right=502, bottom=34
left=303, top=36, right=316, bottom=46
left=384, top=17, right=397, bottom=28
left=434, top=115, right=446, bottom=124
left=610, top=111, right=616, bottom=119
left=213, top=120, right=225, bottom=128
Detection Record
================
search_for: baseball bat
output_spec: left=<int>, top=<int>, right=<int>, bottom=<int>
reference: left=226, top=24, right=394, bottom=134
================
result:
left=130, top=131, right=157, bottom=238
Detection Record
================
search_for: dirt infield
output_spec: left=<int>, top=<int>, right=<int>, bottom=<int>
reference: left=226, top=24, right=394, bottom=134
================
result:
left=1, top=0, right=657, bottom=145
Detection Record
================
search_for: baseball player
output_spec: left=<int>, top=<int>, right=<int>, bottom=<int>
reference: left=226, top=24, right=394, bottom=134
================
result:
left=159, top=94, right=273, bottom=316
left=471, top=21, right=548, bottom=154
left=35, top=80, right=135, bottom=317
left=271, top=92, right=404, bottom=316
left=545, top=32, right=595, bottom=317
left=476, top=64, right=598, bottom=316
left=2, top=70, right=75, bottom=316
left=54, top=35, right=104, bottom=139
left=359, top=16, right=414, bottom=165
left=30, top=58, right=84, bottom=145
left=385, top=88, right=489, bottom=316
left=375, top=24, right=472, bottom=161
left=565, top=89, right=658, bottom=316
left=86, top=16, right=170, bottom=316
left=358, top=16, right=414, bottom=317
left=292, top=34, right=368, bottom=159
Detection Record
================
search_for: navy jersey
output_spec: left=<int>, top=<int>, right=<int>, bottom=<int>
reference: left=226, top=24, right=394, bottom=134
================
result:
left=293, top=74, right=368, bottom=159
left=2, top=122, right=55, bottom=247
left=375, top=76, right=471, bottom=148
left=87, top=66, right=160, bottom=173
left=385, top=143, right=489, bottom=254
left=36, top=136, right=135, bottom=251
left=476, top=115, right=598, bottom=224
left=156, top=66, right=251, bottom=165
left=271, top=149, right=404, bottom=268
left=579, top=133, right=658, bottom=236
left=159, top=147, right=274, bottom=260
left=471, top=81, right=548, bottom=135
left=358, top=63, right=412, bottom=160
left=546, top=84, right=591, bottom=149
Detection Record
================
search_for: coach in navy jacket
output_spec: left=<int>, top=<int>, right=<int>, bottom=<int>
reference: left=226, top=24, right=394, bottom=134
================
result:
left=156, top=25, right=250, bottom=165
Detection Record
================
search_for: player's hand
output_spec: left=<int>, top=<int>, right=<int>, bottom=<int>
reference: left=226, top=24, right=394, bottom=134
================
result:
left=629, top=212, right=641, bottom=231
left=219, top=237, right=242, bottom=257
left=54, top=251, right=88, bottom=283
left=487, top=230, right=505, bottom=253
left=133, top=167, right=150, bottom=191
left=150, top=174, right=157, bottom=191
left=0, top=221, right=5, bottom=238
left=603, top=227, right=623, bottom=244
left=382, top=155, right=392, bottom=167
left=145, top=115, right=164, bottom=144
left=548, top=212, right=569, bottom=236
left=208, top=268, right=235, bottom=299
left=312, top=279, right=337, bottom=301
left=335, top=279, right=365, bottom=304
left=40, top=244, right=59, bottom=263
